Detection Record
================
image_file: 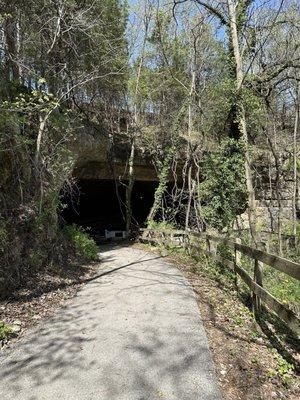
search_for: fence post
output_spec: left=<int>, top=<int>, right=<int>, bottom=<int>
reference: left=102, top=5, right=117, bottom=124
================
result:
left=206, top=237, right=211, bottom=254
left=253, top=258, right=263, bottom=315
left=170, top=232, right=174, bottom=247
left=235, top=238, right=241, bottom=265
left=182, top=233, right=187, bottom=252
left=212, top=240, right=217, bottom=256
left=234, top=238, right=241, bottom=290
left=185, top=233, right=191, bottom=255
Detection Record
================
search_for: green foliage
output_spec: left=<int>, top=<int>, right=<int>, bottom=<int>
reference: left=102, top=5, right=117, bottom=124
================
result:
left=207, top=77, right=236, bottom=136
left=26, top=249, right=47, bottom=270
left=63, top=224, right=99, bottom=261
left=262, top=266, right=300, bottom=314
left=242, top=85, right=267, bottom=139
left=146, top=105, right=185, bottom=223
left=147, top=144, right=176, bottom=223
left=283, top=222, right=300, bottom=259
left=215, top=243, right=236, bottom=282
left=0, top=0, right=128, bottom=292
left=147, top=220, right=175, bottom=230
left=0, top=219, right=8, bottom=254
left=267, top=351, right=294, bottom=386
left=0, top=321, right=13, bottom=341
left=2, top=90, right=59, bottom=114
left=237, top=229, right=300, bottom=313
left=199, top=139, right=247, bottom=230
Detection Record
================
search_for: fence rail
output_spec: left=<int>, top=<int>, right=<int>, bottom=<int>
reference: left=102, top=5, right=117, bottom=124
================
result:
left=139, top=228, right=300, bottom=336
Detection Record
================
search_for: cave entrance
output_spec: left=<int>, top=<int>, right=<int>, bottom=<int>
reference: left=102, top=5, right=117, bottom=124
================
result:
left=62, top=179, right=157, bottom=238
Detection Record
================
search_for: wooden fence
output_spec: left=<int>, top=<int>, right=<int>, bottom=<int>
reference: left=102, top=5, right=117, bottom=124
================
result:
left=139, top=228, right=300, bottom=336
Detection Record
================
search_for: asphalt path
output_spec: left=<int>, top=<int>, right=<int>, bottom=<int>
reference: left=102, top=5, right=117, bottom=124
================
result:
left=0, top=245, right=222, bottom=400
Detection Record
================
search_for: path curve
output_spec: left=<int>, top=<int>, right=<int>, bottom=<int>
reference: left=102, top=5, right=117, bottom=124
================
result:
left=0, top=245, right=222, bottom=400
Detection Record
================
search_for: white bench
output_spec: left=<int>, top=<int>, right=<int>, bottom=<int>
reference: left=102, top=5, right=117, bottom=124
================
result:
left=105, top=230, right=127, bottom=239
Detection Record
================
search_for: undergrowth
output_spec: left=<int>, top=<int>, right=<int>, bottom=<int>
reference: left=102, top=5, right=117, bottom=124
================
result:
left=0, top=321, right=13, bottom=341
left=237, top=232, right=300, bottom=315
left=63, top=224, right=99, bottom=261
left=140, top=240, right=299, bottom=399
left=148, top=240, right=300, bottom=373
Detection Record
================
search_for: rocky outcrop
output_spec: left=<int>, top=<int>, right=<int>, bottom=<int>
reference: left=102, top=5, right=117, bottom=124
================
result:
left=70, top=131, right=158, bottom=182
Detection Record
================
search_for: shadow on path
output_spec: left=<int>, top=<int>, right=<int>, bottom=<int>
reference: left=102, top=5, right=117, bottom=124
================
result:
left=0, top=246, right=222, bottom=400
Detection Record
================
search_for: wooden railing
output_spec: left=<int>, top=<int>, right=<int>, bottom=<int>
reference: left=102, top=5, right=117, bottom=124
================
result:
left=139, top=228, right=300, bottom=336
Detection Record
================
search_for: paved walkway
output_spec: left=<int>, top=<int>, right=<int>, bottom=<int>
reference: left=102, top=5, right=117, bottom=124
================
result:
left=0, top=245, right=222, bottom=400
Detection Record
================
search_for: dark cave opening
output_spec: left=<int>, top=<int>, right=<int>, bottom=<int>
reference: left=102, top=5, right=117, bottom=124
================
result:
left=61, top=179, right=158, bottom=237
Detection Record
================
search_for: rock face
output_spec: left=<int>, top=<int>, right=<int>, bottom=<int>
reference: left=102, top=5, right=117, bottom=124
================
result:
left=237, top=162, right=296, bottom=236
left=71, top=131, right=158, bottom=182
left=255, top=161, right=296, bottom=233
left=74, top=161, right=158, bottom=182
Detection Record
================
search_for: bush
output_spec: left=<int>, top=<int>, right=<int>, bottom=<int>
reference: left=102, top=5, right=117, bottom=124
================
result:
left=63, top=224, right=99, bottom=261
left=0, top=321, right=13, bottom=341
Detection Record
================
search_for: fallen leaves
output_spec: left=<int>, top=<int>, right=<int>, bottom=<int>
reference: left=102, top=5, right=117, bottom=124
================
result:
left=0, top=262, right=98, bottom=349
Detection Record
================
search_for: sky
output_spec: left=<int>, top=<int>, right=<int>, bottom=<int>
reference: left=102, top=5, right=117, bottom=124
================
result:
left=126, top=0, right=288, bottom=62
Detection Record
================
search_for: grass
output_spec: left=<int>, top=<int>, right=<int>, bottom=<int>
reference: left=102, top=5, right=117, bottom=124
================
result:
left=184, top=233, right=300, bottom=317
left=263, top=267, right=300, bottom=314
left=235, top=230, right=300, bottom=315
left=238, top=251, right=300, bottom=316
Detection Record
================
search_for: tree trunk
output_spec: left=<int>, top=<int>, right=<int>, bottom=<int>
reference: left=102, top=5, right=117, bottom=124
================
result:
left=293, top=83, right=300, bottom=245
left=125, top=139, right=135, bottom=233
left=126, top=6, right=150, bottom=230
left=185, top=165, right=193, bottom=230
left=3, top=11, right=21, bottom=83
left=185, top=51, right=196, bottom=230
left=147, top=151, right=173, bottom=223
left=227, top=0, right=259, bottom=246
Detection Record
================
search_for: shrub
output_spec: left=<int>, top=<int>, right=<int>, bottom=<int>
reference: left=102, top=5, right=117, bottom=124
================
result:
left=0, top=321, right=13, bottom=341
left=63, top=224, right=99, bottom=261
